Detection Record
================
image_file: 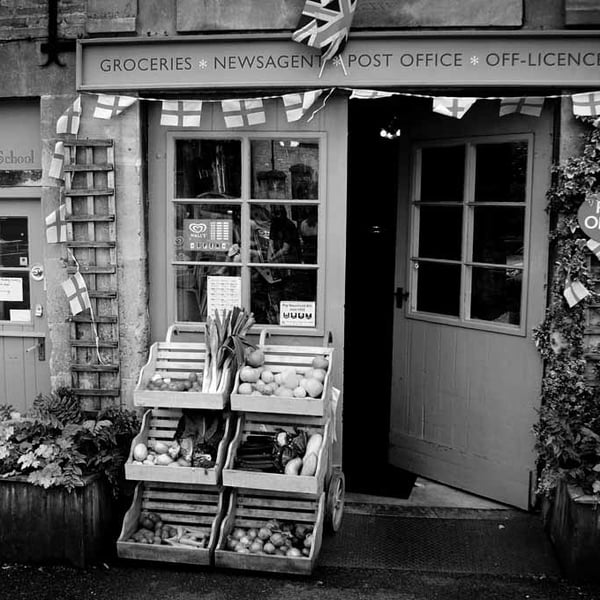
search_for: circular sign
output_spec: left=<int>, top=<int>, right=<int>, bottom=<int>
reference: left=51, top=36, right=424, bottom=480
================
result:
left=578, top=194, right=600, bottom=242
left=30, top=264, right=44, bottom=281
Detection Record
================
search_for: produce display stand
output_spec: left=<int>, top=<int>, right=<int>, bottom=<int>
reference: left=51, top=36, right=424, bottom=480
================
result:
left=117, top=481, right=225, bottom=566
left=125, top=408, right=235, bottom=486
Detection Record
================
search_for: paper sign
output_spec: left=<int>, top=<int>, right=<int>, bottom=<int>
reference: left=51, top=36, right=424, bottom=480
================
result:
left=279, top=301, right=315, bottom=327
left=9, top=309, right=30, bottom=322
left=0, top=277, right=23, bottom=302
left=184, top=219, right=233, bottom=252
left=206, top=276, right=242, bottom=318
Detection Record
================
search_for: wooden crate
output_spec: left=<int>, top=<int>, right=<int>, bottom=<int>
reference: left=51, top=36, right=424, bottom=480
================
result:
left=117, top=482, right=225, bottom=565
left=230, top=344, right=333, bottom=417
left=222, top=413, right=330, bottom=496
left=134, top=341, right=230, bottom=409
left=215, top=489, right=325, bottom=575
left=125, top=408, right=234, bottom=486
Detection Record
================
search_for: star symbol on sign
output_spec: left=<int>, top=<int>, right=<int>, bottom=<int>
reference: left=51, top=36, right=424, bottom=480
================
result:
left=198, top=59, right=208, bottom=69
left=470, top=56, right=479, bottom=66
left=332, top=56, right=343, bottom=67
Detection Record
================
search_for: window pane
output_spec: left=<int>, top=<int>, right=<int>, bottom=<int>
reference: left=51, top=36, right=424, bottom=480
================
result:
left=418, top=206, right=463, bottom=260
left=251, top=268, right=316, bottom=325
left=470, top=266, right=521, bottom=326
left=415, top=262, right=460, bottom=316
left=175, top=140, right=241, bottom=198
left=0, top=217, right=28, bottom=267
left=475, top=142, right=528, bottom=203
left=420, top=146, right=465, bottom=203
left=0, top=271, right=30, bottom=321
left=250, top=203, right=318, bottom=264
left=175, top=265, right=240, bottom=322
left=473, top=206, right=525, bottom=266
left=175, top=203, right=241, bottom=262
left=251, top=139, right=319, bottom=199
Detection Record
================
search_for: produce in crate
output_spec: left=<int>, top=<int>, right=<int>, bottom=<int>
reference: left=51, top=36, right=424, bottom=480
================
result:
left=234, top=428, right=322, bottom=475
left=125, top=510, right=209, bottom=548
left=144, top=371, right=202, bottom=391
left=236, top=353, right=329, bottom=399
left=224, top=519, right=314, bottom=557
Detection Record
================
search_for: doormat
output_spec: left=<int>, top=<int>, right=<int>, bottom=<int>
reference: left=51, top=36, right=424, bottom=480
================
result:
left=346, top=464, right=416, bottom=499
left=318, top=513, right=560, bottom=576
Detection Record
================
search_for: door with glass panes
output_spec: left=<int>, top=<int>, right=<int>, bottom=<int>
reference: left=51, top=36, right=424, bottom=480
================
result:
left=147, top=98, right=347, bottom=450
left=389, top=103, right=553, bottom=508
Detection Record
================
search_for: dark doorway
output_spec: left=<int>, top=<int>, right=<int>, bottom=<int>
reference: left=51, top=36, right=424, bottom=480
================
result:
left=343, top=98, right=416, bottom=498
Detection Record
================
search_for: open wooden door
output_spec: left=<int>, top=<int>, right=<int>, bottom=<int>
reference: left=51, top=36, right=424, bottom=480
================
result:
left=388, top=99, right=554, bottom=509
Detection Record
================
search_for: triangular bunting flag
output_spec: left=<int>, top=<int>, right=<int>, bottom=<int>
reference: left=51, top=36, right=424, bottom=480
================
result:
left=45, top=204, right=68, bottom=244
left=292, top=0, right=357, bottom=62
left=56, top=96, right=82, bottom=135
left=586, top=239, right=600, bottom=260
left=350, top=89, right=395, bottom=100
left=221, top=99, right=266, bottom=128
left=61, top=271, right=91, bottom=315
left=93, top=94, right=137, bottom=120
left=499, top=97, right=545, bottom=117
left=160, top=100, right=203, bottom=127
left=563, top=278, right=590, bottom=308
left=48, top=141, right=64, bottom=180
left=572, top=92, right=600, bottom=117
left=282, top=90, right=323, bottom=122
left=432, top=97, right=477, bottom=119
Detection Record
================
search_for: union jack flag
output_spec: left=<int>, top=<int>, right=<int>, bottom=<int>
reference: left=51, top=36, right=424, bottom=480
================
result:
left=292, top=0, right=358, bottom=62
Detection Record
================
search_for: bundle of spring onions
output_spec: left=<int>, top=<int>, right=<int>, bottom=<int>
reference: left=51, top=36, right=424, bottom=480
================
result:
left=202, top=307, right=255, bottom=394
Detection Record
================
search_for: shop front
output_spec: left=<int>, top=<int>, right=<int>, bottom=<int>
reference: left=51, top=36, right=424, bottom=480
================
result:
left=70, top=30, right=599, bottom=510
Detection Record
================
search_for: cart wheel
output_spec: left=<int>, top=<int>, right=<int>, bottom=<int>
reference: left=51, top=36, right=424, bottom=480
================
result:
left=326, top=471, right=345, bottom=533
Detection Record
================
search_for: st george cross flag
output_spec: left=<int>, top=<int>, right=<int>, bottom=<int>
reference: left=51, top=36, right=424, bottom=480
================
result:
left=572, top=92, right=600, bottom=117
left=350, top=89, right=395, bottom=100
left=563, top=277, right=590, bottom=308
left=499, top=97, right=545, bottom=117
left=56, top=96, right=82, bottom=135
left=282, top=90, right=323, bottom=122
left=160, top=100, right=203, bottom=127
left=292, top=0, right=358, bottom=62
left=432, top=97, right=477, bottom=119
left=221, top=99, right=266, bottom=128
left=586, top=239, right=600, bottom=260
left=93, top=94, right=137, bottom=120
left=61, top=272, right=91, bottom=315
left=48, top=141, right=65, bottom=180
left=45, top=204, right=68, bottom=244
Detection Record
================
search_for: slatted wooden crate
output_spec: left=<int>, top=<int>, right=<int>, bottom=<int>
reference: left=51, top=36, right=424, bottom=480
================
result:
left=134, top=341, right=231, bottom=409
left=222, top=413, right=330, bottom=496
left=117, top=482, right=225, bottom=565
left=230, top=344, right=333, bottom=417
left=125, top=408, right=234, bottom=486
left=215, top=489, right=325, bottom=575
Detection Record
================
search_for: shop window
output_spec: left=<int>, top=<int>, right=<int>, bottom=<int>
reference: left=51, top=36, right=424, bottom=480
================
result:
left=171, top=136, right=321, bottom=329
left=409, top=137, right=530, bottom=332
left=0, top=216, right=30, bottom=321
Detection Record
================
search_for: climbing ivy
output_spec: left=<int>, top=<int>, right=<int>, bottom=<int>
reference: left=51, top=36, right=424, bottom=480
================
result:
left=533, top=116, right=600, bottom=498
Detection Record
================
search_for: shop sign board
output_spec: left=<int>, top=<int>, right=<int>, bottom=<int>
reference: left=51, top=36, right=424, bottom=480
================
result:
left=78, top=32, right=600, bottom=91
left=279, top=301, right=315, bottom=327
left=578, top=194, right=600, bottom=242
left=183, top=219, right=233, bottom=251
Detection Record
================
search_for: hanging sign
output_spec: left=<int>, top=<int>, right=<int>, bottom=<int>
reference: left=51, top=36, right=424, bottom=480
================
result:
left=206, top=275, right=242, bottom=318
left=183, top=219, right=233, bottom=251
left=279, top=301, right=315, bottom=327
left=0, top=277, right=23, bottom=302
left=578, top=194, right=600, bottom=242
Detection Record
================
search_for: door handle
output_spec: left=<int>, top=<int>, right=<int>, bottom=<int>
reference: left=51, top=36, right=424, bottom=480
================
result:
left=394, top=287, right=410, bottom=308
left=26, top=338, right=46, bottom=361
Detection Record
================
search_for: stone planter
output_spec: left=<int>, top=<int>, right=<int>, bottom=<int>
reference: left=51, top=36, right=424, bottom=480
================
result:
left=0, top=474, right=116, bottom=567
left=546, top=479, right=600, bottom=581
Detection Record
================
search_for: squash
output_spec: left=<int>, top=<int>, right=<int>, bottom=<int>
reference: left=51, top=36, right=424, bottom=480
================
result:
left=284, top=457, right=303, bottom=476
left=300, top=452, right=318, bottom=476
left=304, top=433, right=322, bottom=457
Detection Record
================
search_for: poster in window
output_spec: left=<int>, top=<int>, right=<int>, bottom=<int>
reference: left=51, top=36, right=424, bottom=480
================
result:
left=183, top=219, right=233, bottom=252
left=207, top=276, right=242, bottom=318
left=0, top=277, right=23, bottom=302
left=279, top=301, right=315, bottom=327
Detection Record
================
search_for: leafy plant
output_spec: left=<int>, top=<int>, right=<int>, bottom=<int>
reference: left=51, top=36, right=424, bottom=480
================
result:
left=533, top=116, right=600, bottom=498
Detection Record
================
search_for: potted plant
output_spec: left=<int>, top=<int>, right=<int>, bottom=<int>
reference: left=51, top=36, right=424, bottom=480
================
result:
left=0, top=388, right=139, bottom=567
left=533, top=116, right=600, bottom=581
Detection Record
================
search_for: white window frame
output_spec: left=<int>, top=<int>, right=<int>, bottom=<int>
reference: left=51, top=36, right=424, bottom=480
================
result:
left=165, top=130, right=326, bottom=336
left=407, top=133, right=534, bottom=337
